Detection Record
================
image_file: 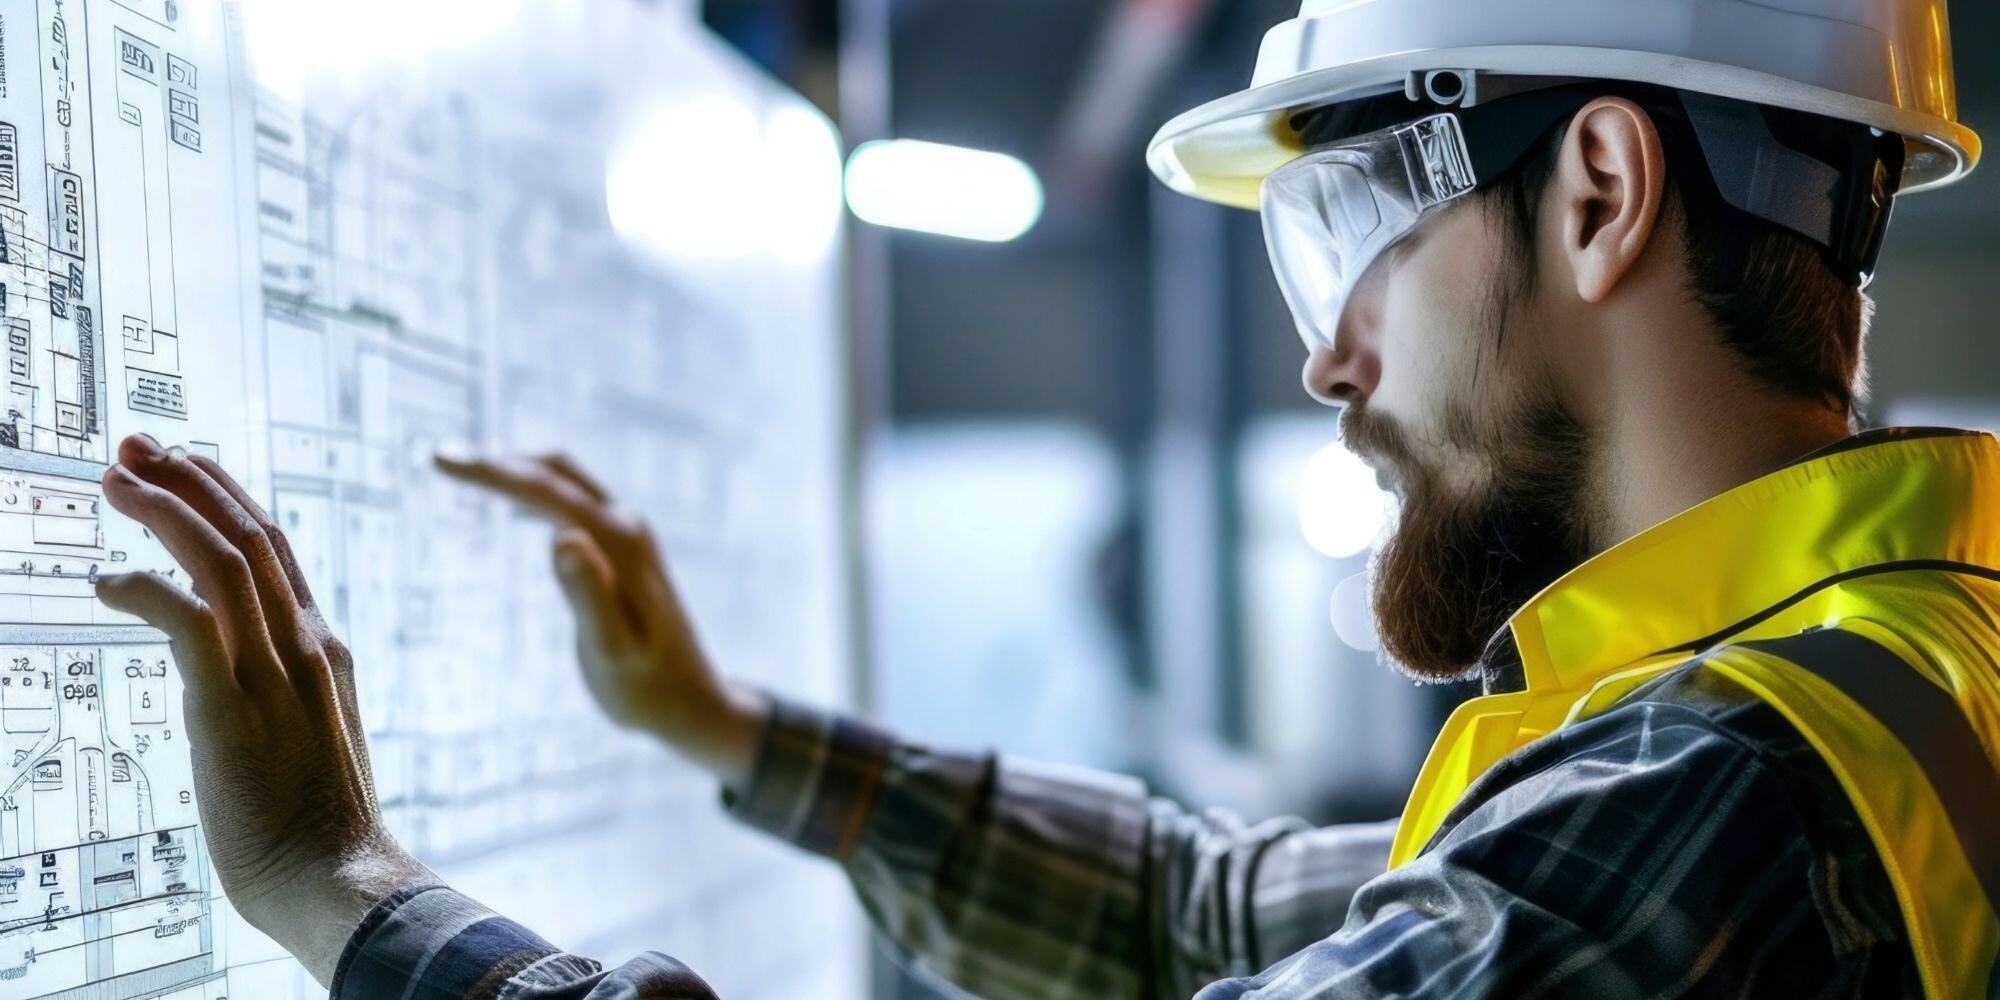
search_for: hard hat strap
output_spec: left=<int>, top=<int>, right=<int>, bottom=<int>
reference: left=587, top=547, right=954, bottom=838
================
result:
left=1680, top=91, right=1905, bottom=286
left=1295, top=80, right=1906, bottom=286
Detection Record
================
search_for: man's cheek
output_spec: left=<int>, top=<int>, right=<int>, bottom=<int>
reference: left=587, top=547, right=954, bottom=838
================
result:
left=1366, top=352, right=1454, bottom=444
left=1390, top=289, right=1475, bottom=383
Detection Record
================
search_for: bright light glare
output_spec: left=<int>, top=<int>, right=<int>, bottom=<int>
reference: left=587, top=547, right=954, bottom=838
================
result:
left=763, top=105, right=848, bottom=265
left=606, top=97, right=844, bottom=264
left=1298, top=441, right=1389, bottom=558
left=609, top=98, right=765, bottom=260
left=237, top=0, right=528, bottom=100
left=1330, top=571, right=1379, bottom=652
left=844, top=140, right=1043, bottom=242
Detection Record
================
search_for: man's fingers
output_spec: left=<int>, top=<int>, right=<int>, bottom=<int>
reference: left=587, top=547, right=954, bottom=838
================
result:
left=184, top=450, right=327, bottom=625
left=116, top=437, right=329, bottom=696
left=552, top=529, right=637, bottom=653
left=178, top=451, right=359, bottom=709
left=538, top=453, right=612, bottom=504
left=436, top=453, right=661, bottom=581
left=101, top=462, right=274, bottom=668
left=436, top=453, right=611, bottom=531
left=96, top=571, right=239, bottom=700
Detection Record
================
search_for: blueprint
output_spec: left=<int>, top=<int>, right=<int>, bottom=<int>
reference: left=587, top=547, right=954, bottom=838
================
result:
left=0, top=1, right=859, bottom=997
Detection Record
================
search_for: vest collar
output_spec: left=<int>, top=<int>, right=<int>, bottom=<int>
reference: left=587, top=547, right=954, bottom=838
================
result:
left=1482, top=427, right=2000, bottom=697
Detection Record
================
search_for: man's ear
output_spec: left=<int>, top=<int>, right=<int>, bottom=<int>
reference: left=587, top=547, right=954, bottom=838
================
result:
left=1550, top=97, right=1667, bottom=304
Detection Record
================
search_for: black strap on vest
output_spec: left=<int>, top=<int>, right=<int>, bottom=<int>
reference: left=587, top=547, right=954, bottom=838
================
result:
left=1737, top=628, right=2000, bottom=917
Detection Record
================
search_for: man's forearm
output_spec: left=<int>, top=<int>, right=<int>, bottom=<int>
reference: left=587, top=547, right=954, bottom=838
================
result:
left=720, top=697, right=1227, bottom=998
left=721, top=696, right=1402, bottom=999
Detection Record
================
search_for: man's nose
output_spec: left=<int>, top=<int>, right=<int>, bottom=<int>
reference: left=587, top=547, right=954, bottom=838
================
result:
left=1301, top=262, right=1385, bottom=406
left=1302, top=339, right=1379, bottom=407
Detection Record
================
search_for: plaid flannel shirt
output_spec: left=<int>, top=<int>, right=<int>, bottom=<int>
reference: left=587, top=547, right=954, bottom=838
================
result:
left=333, top=653, right=1918, bottom=998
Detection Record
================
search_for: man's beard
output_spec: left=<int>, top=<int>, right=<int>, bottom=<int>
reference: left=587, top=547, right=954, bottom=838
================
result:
left=1341, top=374, right=1596, bottom=685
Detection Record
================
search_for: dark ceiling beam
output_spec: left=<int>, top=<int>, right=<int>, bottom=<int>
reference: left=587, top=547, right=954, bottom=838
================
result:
left=1045, top=0, right=1218, bottom=217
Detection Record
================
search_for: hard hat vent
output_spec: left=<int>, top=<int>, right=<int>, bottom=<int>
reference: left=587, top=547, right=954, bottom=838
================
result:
left=1423, top=71, right=1468, bottom=106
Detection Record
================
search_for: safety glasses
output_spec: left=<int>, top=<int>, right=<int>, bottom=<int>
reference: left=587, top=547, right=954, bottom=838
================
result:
left=1261, top=112, right=1478, bottom=352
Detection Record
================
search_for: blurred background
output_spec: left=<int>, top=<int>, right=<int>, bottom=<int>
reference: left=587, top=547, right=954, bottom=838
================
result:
left=693, top=0, right=2000, bottom=995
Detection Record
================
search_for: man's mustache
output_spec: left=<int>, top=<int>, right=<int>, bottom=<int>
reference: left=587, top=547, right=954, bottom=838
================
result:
left=1339, top=406, right=1417, bottom=475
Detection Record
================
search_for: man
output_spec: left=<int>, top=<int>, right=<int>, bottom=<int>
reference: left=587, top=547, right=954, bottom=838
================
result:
left=90, top=0, right=1998, bottom=997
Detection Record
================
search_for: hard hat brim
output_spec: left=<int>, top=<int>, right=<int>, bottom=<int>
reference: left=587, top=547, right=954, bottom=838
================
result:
left=1148, top=46, right=1982, bottom=210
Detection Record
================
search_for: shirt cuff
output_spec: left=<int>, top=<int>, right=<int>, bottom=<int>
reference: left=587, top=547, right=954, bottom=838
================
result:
left=721, top=695, right=897, bottom=860
left=332, top=883, right=581, bottom=1000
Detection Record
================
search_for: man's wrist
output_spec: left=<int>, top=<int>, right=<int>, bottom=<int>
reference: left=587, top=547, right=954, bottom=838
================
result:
left=239, top=839, right=436, bottom=988
left=659, top=682, right=771, bottom=791
left=715, top=683, right=773, bottom=790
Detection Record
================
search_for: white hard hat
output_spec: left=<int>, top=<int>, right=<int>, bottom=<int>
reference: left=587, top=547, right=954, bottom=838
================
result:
left=1147, top=0, right=1981, bottom=210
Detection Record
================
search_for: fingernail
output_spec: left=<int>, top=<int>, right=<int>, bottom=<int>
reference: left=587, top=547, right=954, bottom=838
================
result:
left=166, top=444, right=187, bottom=461
left=104, top=463, right=139, bottom=486
left=130, top=433, right=164, bottom=461
left=556, top=546, right=583, bottom=576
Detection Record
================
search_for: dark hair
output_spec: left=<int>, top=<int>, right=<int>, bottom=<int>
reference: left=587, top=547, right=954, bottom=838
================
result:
left=1481, top=85, right=1867, bottom=414
left=1293, top=85, right=1873, bottom=414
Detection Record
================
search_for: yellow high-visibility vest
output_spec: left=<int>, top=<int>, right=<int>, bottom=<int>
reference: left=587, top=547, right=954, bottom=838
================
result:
left=1389, top=428, right=2000, bottom=998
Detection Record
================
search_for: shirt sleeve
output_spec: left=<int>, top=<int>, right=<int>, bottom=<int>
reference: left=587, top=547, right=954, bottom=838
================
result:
left=723, top=696, right=1398, bottom=1000
left=1187, top=698, right=1917, bottom=999
left=331, top=884, right=719, bottom=1000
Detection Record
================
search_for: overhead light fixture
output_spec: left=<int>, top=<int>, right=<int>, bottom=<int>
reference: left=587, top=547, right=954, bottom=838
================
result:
left=844, top=140, right=1043, bottom=242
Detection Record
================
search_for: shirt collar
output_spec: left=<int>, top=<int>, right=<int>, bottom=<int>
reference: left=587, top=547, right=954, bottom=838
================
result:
left=1480, top=426, right=2000, bottom=696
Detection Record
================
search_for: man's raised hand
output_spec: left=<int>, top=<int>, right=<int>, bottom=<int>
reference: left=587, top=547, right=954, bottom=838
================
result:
left=93, top=433, right=429, bottom=986
left=433, top=450, right=768, bottom=788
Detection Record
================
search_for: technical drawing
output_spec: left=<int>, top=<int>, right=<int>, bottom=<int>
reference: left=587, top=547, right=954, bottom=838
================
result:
left=0, top=641, right=210, bottom=1000
left=0, top=1, right=856, bottom=998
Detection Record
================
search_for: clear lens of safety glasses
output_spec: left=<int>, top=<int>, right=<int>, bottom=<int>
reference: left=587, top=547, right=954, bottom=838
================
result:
left=1261, top=113, right=1478, bottom=352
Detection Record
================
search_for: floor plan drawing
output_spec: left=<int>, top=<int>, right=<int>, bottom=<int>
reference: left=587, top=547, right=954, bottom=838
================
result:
left=0, top=0, right=244, bottom=985
left=0, top=2, right=859, bottom=997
